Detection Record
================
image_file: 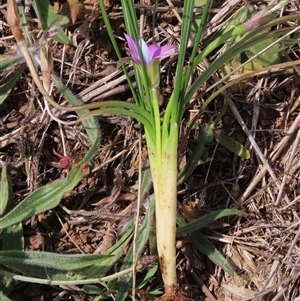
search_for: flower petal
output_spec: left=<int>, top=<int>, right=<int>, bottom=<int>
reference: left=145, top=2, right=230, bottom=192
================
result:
left=124, top=33, right=140, bottom=63
left=157, top=45, right=177, bottom=59
left=139, top=38, right=151, bottom=65
left=148, top=44, right=160, bottom=61
left=124, top=34, right=176, bottom=66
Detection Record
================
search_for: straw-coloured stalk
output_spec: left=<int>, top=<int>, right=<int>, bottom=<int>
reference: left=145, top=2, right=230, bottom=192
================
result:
left=6, top=0, right=24, bottom=43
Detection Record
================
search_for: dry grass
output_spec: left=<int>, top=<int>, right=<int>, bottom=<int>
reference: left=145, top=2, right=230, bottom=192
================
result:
left=0, top=0, right=300, bottom=300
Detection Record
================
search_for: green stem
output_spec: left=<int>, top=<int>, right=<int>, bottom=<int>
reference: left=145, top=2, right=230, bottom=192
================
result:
left=146, top=117, right=179, bottom=294
left=150, top=88, right=162, bottom=164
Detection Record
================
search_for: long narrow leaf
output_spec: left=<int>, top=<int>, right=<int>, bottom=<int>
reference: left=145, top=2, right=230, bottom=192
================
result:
left=177, top=209, right=240, bottom=236
left=177, top=214, right=234, bottom=275
left=177, top=125, right=206, bottom=184
left=0, top=223, right=133, bottom=282
left=0, top=165, right=84, bottom=229
left=0, top=70, right=23, bottom=105
left=0, top=55, right=23, bottom=72
left=0, top=251, right=112, bottom=271
left=0, top=166, right=11, bottom=216
left=215, top=133, right=250, bottom=159
left=191, top=232, right=234, bottom=275
left=0, top=166, right=20, bottom=297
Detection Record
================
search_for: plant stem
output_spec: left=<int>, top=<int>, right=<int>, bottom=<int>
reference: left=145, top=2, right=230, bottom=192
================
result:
left=146, top=94, right=179, bottom=293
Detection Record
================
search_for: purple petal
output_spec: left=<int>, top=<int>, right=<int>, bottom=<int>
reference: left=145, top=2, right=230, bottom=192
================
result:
left=124, top=34, right=176, bottom=65
left=158, top=45, right=177, bottom=58
left=124, top=33, right=140, bottom=63
left=148, top=44, right=160, bottom=61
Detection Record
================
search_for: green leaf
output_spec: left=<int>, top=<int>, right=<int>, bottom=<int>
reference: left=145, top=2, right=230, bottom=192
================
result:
left=2, top=223, right=24, bottom=252
left=31, top=0, right=69, bottom=44
left=1, top=165, right=24, bottom=251
left=0, top=70, right=24, bottom=105
left=214, top=133, right=250, bottom=159
left=177, top=214, right=234, bottom=275
left=0, top=55, right=24, bottom=72
left=190, top=0, right=207, bottom=36
left=83, top=284, right=105, bottom=295
left=176, top=209, right=240, bottom=236
left=140, top=158, right=153, bottom=200
left=185, top=17, right=297, bottom=105
left=0, top=165, right=84, bottom=229
left=0, top=166, right=11, bottom=216
left=191, top=232, right=234, bottom=275
left=137, top=265, right=158, bottom=290
left=148, top=288, right=163, bottom=297
left=0, top=251, right=112, bottom=271
left=0, top=266, right=68, bottom=282
left=0, top=166, right=22, bottom=296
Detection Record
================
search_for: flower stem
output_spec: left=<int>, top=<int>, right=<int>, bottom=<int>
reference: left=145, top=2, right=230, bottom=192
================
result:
left=146, top=95, right=179, bottom=293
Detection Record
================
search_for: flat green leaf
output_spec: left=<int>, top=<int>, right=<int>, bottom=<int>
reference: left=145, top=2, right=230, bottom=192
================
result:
left=0, top=70, right=23, bottom=105
left=0, top=167, right=22, bottom=296
left=177, top=209, right=240, bottom=236
left=0, top=251, right=112, bottom=271
left=0, top=273, right=15, bottom=299
left=190, top=0, right=207, bottom=36
left=0, top=166, right=11, bottom=215
left=191, top=232, right=234, bottom=275
left=0, top=166, right=24, bottom=251
left=2, top=222, right=24, bottom=252
left=148, top=288, right=164, bottom=297
left=31, top=0, right=69, bottom=44
left=177, top=214, right=234, bottom=275
left=0, top=55, right=24, bottom=72
left=83, top=284, right=105, bottom=295
left=215, top=133, right=250, bottom=159
left=137, top=265, right=158, bottom=290
left=140, top=158, right=153, bottom=200
left=0, top=265, right=66, bottom=282
left=0, top=165, right=84, bottom=229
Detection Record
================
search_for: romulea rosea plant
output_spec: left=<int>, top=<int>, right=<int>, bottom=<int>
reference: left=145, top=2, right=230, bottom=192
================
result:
left=1, top=0, right=299, bottom=300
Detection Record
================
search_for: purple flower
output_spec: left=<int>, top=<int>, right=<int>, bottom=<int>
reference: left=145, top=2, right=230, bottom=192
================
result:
left=124, top=34, right=176, bottom=66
